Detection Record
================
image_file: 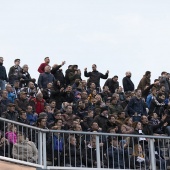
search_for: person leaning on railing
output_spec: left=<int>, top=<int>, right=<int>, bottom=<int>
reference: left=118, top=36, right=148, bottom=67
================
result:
left=12, top=131, right=38, bottom=163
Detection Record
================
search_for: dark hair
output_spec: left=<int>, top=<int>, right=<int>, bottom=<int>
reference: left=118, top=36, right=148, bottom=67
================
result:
left=145, top=71, right=151, bottom=76
left=14, top=59, right=20, bottom=62
left=44, top=57, right=49, bottom=60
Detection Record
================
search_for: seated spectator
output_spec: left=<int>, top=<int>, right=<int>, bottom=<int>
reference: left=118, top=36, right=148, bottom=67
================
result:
left=6, top=84, right=16, bottom=103
left=149, top=92, right=166, bottom=118
left=101, top=85, right=112, bottom=102
left=107, top=137, right=129, bottom=169
left=46, top=126, right=64, bottom=165
left=116, top=86, right=125, bottom=102
left=5, top=124, right=17, bottom=145
left=12, top=80, right=21, bottom=98
left=21, top=81, right=37, bottom=98
left=94, top=106, right=108, bottom=132
left=14, top=91, right=29, bottom=113
left=75, top=100, right=88, bottom=120
left=29, top=92, right=46, bottom=115
left=109, top=96, right=123, bottom=116
left=64, top=135, right=85, bottom=167
left=120, top=117, right=134, bottom=134
left=82, top=110, right=94, bottom=131
left=19, top=64, right=36, bottom=87
left=41, top=82, right=53, bottom=103
left=127, top=89, right=147, bottom=117
left=12, top=131, right=38, bottom=163
left=1, top=103, right=18, bottom=121
left=83, top=137, right=107, bottom=168
left=61, top=85, right=75, bottom=103
left=1, top=90, right=11, bottom=108
left=26, top=105, right=38, bottom=125
left=130, top=144, right=149, bottom=169
left=150, top=112, right=167, bottom=134
left=0, top=130, right=9, bottom=156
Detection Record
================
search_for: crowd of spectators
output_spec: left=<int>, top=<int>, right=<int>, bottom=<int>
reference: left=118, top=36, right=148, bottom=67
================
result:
left=0, top=56, right=170, bottom=169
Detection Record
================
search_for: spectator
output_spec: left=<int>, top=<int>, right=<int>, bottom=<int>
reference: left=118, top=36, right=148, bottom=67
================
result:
left=120, top=117, right=134, bottom=134
left=159, top=71, right=170, bottom=97
left=0, top=130, right=9, bottom=156
left=122, top=71, right=135, bottom=92
left=104, top=75, right=119, bottom=94
left=68, top=65, right=81, bottom=85
left=146, top=87, right=157, bottom=108
left=130, top=144, right=149, bottom=169
left=38, top=57, right=50, bottom=73
left=46, top=126, right=64, bottom=165
left=1, top=90, right=11, bottom=108
left=84, top=64, right=109, bottom=90
left=20, top=64, right=35, bottom=87
left=29, top=92, right=46, bottom=115
left=127, top=89, right=147, bottom=117
left=137, top=71, right=151, bottom=92
left=8, top=59, right=22, bottom=85
left=5, top=124, right=17, bottom=145
left=107, top=137, right=129, bottom=169
left=0, top=57, right=8, bottom=91
left=41, top=82, right=53, bottom=103
left=108, top=96, right=123, bottom=116
left=14, top=91, right=29, bottom=112
left=12, top=80, right=21, bottom=98
left=94, top=106, right=108, bottom=132
left=1, top=103, right=18, bottom=121
left=12, top=131, right=38, bottom=163
left=6, top=84, right=16, bottom=103
left=51, top=61, right=66, bottom=87
left=64, top=135, right=85, bottom=167
left=38, top=65, right=55, bottom=90
left=26, top=105, right=38, bottom=125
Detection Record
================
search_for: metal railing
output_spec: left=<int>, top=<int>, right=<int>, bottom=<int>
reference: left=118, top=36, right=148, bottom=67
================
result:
left=0, top=117, right=170, bottom=170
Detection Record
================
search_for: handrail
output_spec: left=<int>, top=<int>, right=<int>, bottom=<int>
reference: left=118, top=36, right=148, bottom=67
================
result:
left=0, top=117, right=170, bottom=139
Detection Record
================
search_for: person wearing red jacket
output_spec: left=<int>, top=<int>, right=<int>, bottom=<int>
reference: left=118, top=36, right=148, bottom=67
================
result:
left=38, top=57, right=50, bottom=73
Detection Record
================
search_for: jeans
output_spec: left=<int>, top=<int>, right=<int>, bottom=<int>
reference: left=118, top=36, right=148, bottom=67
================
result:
left=0, top=80, right=5, bottom=91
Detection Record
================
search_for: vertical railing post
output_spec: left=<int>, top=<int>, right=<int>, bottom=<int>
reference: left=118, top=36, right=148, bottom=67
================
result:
left=42, top=131, right=47, bottom=169
left=149, top=138, right=156, bottom=170
left=38, top=131, right=42, bottom=165
left=96, top=135, right=101, bottom=168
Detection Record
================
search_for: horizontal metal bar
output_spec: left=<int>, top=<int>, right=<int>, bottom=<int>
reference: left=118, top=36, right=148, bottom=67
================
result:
left=0, top=156, right=43, bottom=168
left=0, top=117, right=43, bottom=131
left=47, top=167, right=134, bottom=170
left=1, top=117, right=170, bottom=139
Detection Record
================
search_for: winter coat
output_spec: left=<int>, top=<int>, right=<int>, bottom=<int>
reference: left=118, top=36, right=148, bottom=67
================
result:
left=127, top=97, right=147, bottom=116
left=137, top=75, right=151, bottom=92
left=122, top=76, right=134, bottom=92
left=12, top=140, right=38, bottom=162
left=14, top=98, right=29, bottom=112
left=38, top=72, right=55, bottom=89
left=0, top=63, right=8, bottom=81
left=104, top=78, right=119, bottom=93
left=85, top=70, right=108, bottom=88
left=8, top=65, right=22, bottom=85
left=51, top=65, right=65, bottom=86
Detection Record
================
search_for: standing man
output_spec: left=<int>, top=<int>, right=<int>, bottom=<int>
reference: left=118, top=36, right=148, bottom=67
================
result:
left=84, top=64, right=109, bottom=91
left=122, top=71, right=135, bottom=92
left=38, top=57, right=50, bottom=73
left=0, top=57, right=8, bottom=91
left=137, top=71, right=151, bottom=92
left=8, top=59, right=22, bottom=85
left=38, top=65, right=55, bottom=90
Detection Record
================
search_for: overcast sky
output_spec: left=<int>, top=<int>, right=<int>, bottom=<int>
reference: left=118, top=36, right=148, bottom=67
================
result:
left=1, top=0, right=170, bottom=88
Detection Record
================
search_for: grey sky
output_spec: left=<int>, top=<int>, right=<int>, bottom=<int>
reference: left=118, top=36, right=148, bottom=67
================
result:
left=1, top=0, right=170, bottom=88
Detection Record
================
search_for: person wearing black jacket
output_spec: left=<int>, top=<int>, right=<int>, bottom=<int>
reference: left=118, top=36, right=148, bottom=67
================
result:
left=84, top=64, right=109, bottom=90
left=122, top=71, right=134, bottom=92
left=51, top=61, right=66, bottom=87
left=0, top=57, right=8, bottom=91
left=104, top=75, right=119, bottom=94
